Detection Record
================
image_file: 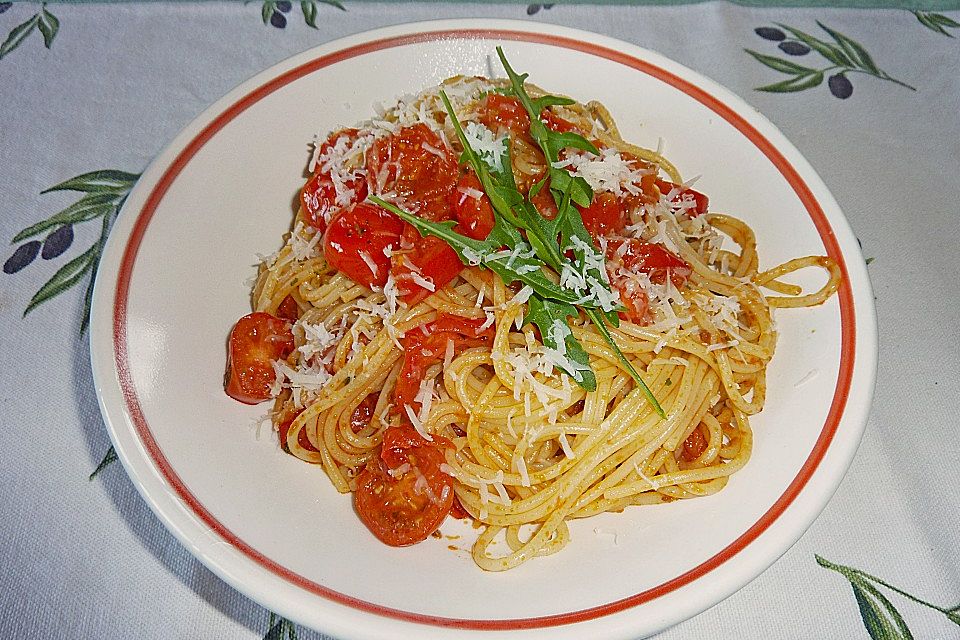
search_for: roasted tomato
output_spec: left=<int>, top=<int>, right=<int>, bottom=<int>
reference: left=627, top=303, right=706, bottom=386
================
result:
left=682, top=425, right=708, bottom=462
left=393, top=314, right=495, bottom=414
left=605, top=239, right=692, bottom=323
left=275, top=295, right=300, bottom=322
left=541, top=109, right=577, bottom=133
left=224, top=312, right=294, bottom=404
left=355, top=424, right=455, bottom=546
left=578, top=192, right=626, bottom=241
left=655, top=179, right=709, bottom=216
left=300, top=129, right=368, bottom=231
left=450, top=170, right=495, bottom=241
left=323, top=202, right=403, bottom=289
left=391, top=236, right=463, bottom=306
left=478, top=94, right=530, bottom=136
left=365, top=123, right=458, bottom=221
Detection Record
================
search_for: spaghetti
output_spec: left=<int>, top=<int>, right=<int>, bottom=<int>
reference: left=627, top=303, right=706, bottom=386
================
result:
left=224, top=52, right=841, bottom=571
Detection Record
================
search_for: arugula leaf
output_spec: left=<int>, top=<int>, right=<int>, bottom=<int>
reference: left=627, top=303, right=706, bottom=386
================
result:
left=526, top=295, right=597, bottom=391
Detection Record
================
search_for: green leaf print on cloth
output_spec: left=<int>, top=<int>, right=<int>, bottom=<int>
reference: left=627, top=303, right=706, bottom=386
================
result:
left=747, top=22, right=916, bottom=98
left=261, top=0, right=344, bottom=30
left=913, top=11, right=960, bottom=37
left=0, top=3, right=59, bottom=61
left=817, top=555, right=960, bottom=639
left=4, top=170, right=139, bottom=333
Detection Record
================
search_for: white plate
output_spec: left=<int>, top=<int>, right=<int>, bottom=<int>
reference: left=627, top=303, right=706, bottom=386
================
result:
left=90, top=19, right=877, bottom=640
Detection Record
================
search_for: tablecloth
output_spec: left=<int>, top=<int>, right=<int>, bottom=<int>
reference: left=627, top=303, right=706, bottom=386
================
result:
left=1, top=1, right=958, bottom=638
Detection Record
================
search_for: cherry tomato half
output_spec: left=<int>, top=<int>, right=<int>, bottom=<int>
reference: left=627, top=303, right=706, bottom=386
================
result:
left=224, top=312, right=294, bottom=404
left=393, top=314, right=495, bottom=413
left=606, top=238, right=691, bottom=286
left=355, top=425, right=454, bottom=546
left=323, top=202, right=403, bottom=289
left=450, top=171, right=495, bottom=241
left=655, top=179, right=709, bottom=216
left=479, top=94, right=530, bottom=136
left=300, top=129, right=368, bottom=232
left=577, top=192, right=627, bottom=241
left=365, top=124, right=458, bottom=221
left=390, top=236, right=463, bottom=306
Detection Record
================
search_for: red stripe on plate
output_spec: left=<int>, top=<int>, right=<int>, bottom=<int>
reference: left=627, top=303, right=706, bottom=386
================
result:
left=113, top=28, right=856, bottom=630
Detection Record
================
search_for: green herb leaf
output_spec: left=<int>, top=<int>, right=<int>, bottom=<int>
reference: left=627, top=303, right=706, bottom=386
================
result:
left=0, top=13, right=39, bottom=60
left=41, top=170, right=140, bottom=194
left=88, top=446, right=118, bottom=481
left=850, top=576, right=915, bottom=640
left=817, top=22, right=880, bottom=74
left=300, top=0, right=318, bottom=27
left=744, top=49, right=818, bottom=75
left=775, top=23, right=853, bottom=67
left=37, top=8, right=58, bottom=49
left=757, top=71, right=824, bottom=93
left=525, top=295, right=597, bottom=391
left=12, top=193, right=116, bottom=243
left=24, top=243, right=96, bottom=317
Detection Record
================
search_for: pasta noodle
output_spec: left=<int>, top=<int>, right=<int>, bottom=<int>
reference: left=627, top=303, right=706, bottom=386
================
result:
left=226, top=61, right=841, bottom=572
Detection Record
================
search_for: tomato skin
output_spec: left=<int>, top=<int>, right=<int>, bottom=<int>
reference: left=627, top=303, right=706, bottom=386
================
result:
left=655, top=179, right=709, bottom=216
left=224, top=312, right=294, bottom=405
left=605, top=239, right=691, bottom=324
left=606, top=238, right=691, bottom=286
left=391, top=236, right=463, bottom=306
left=275, top=295, right=300, bottom=321
left=479, top=94, right=530, bottom=135
left=323, top=202, right=403, bottom=289
left=450, top=171, right=495, bottom=241
left=365, top=124, right=458, bottom=221
left=355, top=425, right=454, bottom=546
left=541, top=110, right=577, bottom=133
left=301, top=129, right=368, bottom=231
left=393, top=315, right=495, bottom=413
left=682, top=425, right=708, bottom=462
left=578, top=192, right=626, bottom=241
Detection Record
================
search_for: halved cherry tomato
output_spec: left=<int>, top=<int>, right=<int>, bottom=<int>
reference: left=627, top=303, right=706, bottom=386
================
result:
left=606, top=238, right=691, bottom=286
left=278, top=415, right=318, bottom=453
left=224, top=312, right=294, bottom=404
left=578, top=192, right=626, bottom=241
left=655, top=179, right=709, bottom=216
left=393, top=314, right=495, bottom=413
left=682, top=425, right=708, bottom=462
left=541, top=109, right=577, bottom=133
left=323, top=202, right=403, bottom=289
left=365, top=124, right=458, bottom=221
left=301, top=129, right=368, bottom=232
left=355, top=424, right=454, bottom=546
left=351, top=393, right=379, bottom=433
left=605, top=239, right=691, bottom=324
left=479, top=94, right=530, bottom=136
left=391, top=236, right=463, bottom=306
left=450, top=171, right=495, bottom=241
left=275, top=295, right=300, bottom=321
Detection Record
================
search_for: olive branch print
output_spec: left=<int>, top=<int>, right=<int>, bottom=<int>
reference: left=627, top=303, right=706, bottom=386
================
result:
left=265, top=612, right=301, bottom=640
left=261, top=0, right=344, bottom=29
left=0, top=2, right=58, bottom=61
left=5, top=170, right=140, bottom=333
left=817, top=555, right=960, bottom=639
left=913, top=11, right=960, bottom=38
left=747, top=22, right=915, bottom=98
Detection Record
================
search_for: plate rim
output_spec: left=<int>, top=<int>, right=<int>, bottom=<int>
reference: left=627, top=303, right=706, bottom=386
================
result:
left=90, top=18, right=878, bottom=640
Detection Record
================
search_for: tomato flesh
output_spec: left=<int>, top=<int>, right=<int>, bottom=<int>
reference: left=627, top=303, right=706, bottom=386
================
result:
left=355, top=425, right=454, bottom=546
left=479, top=94, right=530, bottom=136
left=224, top=312, right=294, bottom=404
left=366, top=123, right=458, bottom=221
left=655, top=179, right=709, bottom=216
left=301, top=129, right=368, bottom=231
left=578, top=192, right=626, bottom=241
left=450, top=171, right=495, bottom=241
left=323, top=202, right=403, bottom=289
left=605, top=239, right=691, bottom=324
left=391, top=236, right=463, bottom=306
left=394, top=315, right=495, bottom=414
left=682, top=425, right=708, bottom=461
